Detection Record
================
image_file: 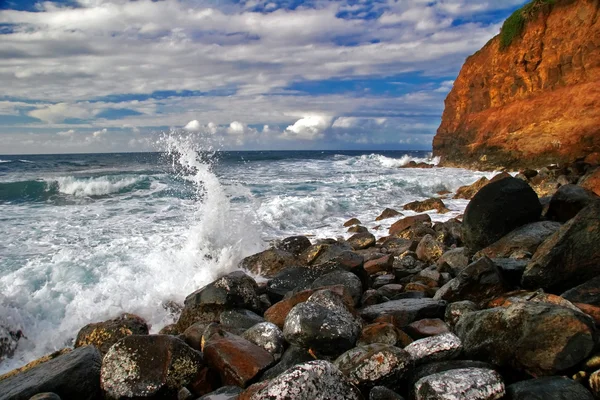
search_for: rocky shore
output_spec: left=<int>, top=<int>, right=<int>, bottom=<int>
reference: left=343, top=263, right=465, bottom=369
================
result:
left=1, top=161, right=600, bottom=400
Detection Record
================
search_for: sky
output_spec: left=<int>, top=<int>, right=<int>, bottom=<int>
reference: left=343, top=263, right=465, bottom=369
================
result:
left=0, top=0, right=528, bottom=154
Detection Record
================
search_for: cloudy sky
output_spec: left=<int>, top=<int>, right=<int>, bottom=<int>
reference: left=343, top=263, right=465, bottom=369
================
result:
left=0, top=0, right=527, bottom=154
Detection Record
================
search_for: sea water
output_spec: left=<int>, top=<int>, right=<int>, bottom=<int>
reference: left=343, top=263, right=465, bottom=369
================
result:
left=0, top=136, right=494, bottom=373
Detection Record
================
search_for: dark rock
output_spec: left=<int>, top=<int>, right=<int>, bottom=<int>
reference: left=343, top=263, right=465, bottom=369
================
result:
left=369, top=386, right=405, bottom=400
left=589, top=369, right=600, bottom=398
left=159, top=324, right=180, bottom=336
left=219, top=308, right=265, bottom=330
left=344, top=218, right=362, bottom=227
left=562, top=276, right=600, bottom=306
left=356, top=322, right=413, bottom=347
left=283, top=289, right=362, bottom=356
left=445, top=301, right=479, bottom=330
left=434, top=257, right=509, bottom=305
left=462, top=177, right=541, bottom=254
left=240, top=248, right=299, bottom=278
left=404, top=332, right=462, bottom=365
left=476, top=221, right=561, bottom=259
left=176, top=304, right=225, bottom=333
left=0, top=325, right=23, bottom=362
left=276, top=236, right=312, bottom=257
left=376, top=284, right=404, bottom=300
left=181, top=321, right=211, bottom=351
left=522, top=201, right=600, bottom=292
left=381, top=237, right=415, bottom=256
left=203, top=328, right=274, bottom=387
left=365, top=255, right=394, bottom=275
left=101, top=335, right=204, bottom=399
left=389, top=214, right=432, bottom=236
left=0, top=346, right=101, bottom=400
left=334, top=344, right=412, bottom=391
left=491, top=258, right=528, bottom=287
left=376, top=208, right=403, bottom=221
left=197, top=386, right=243, bottom=400
left=404, top=198, right=449, bottom=214
left=361, top=290, right=389, bottom=307
left=312, top=270, right=363, bottom=306
left=437, top=248, right=469, bottom=277
left=178, top=387, right=193, bottom=400
left=547, top=184, right=598, bottom=223
left=453, top=177, right=489, bottom=200
left=360, top=298, right=447, bottom=326
left=455, top=302, right=596, bottom=375
left=248, top=360, right=362, bottom=399
left=242, top=322, right=285, bottom=361
left=406, top=360, right=496, bottom=393
left=183, top=271, right=261, bottom=311
left=415, top=235, right=444, bottom=263
left=372, top=274, right=396, bottom=289
left=74, top=313, right=148, bottom=356
left=414, top=368, right=505, bottom=400
left=28, top=394, right=62, bottom=400
left=348, top=232, right=376, bottom=250
left=433, top=219, right=463, bottom=247
left=505, top=376, right=594, bottom=400
left=259, top=345, right=315, bottom=381
left=348, top=225, right=370, bottom=233
left=267, top=266, right=331, bottom=301
left=404, top=319, right=450, bottom=339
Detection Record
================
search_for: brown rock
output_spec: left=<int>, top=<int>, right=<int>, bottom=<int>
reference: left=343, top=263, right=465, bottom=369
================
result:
left=240, top=248, right=300, bottom=278
left=403, top=198, right=450, bottom=214
left=376, top=208, right=403, bottom=221
left=476, top=220, right=561, bottom=259
left=415, top=234, right=445, bottom=263
left=454, top=177, right=489, bottom=200
left=344, top=218, right=362, bottom=227
left=433, top=0, right=600, bottom=169
left=74, top=313, right=149, bottom=356
left=348, top=225, right=369, bottom=233
left=356, top=322, right=413, bottom=347
left=579, top=167, right=600, bottom=197
left=389, top=214, right=431, bottom=236
left=364, top=255, right=394, bottom=275
left=404, top=318, right=450, bottom=339
left=347, top=232, right=376, bottom=250
left=202, top=328, right=274, bottom=387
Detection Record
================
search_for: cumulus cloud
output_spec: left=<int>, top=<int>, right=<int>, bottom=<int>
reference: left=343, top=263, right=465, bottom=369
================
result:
left=57, top=129, right=75, bottom=136
left=28, top=103, right=96, bottom=124
left=284, top=115, right=333, bottom=140
left=183, top=120, right=202, bottom=132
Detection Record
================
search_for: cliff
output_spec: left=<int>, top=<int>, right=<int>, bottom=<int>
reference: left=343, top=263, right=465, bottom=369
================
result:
left=433, top=0, right=600, bottom=170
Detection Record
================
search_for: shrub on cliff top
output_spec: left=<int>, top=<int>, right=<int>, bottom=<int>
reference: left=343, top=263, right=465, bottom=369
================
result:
left=500, top=0, right=557, bottom=50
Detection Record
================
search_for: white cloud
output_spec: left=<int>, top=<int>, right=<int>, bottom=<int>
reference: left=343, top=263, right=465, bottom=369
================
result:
left=57, top=129, right=75, bottom=136
left=227, top=121, right=246, bottom=135
left=92, top=128, right=107, bottom=137
left=28, top=103, right=96, bottom=124
left=284, top=115, right=333, bottom=140
left=183, top=119, right=202, bottom=131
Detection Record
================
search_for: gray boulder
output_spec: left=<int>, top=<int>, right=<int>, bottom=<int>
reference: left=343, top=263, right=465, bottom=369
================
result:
left=414, top=367, right=505, bottom=400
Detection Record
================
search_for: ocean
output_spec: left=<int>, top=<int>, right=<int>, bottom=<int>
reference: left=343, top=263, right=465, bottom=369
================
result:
left=0, top=136, right=494, bottom=373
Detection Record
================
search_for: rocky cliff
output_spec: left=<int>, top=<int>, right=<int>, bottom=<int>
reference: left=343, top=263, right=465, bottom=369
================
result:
left=433, top=0, right=600, bottom=170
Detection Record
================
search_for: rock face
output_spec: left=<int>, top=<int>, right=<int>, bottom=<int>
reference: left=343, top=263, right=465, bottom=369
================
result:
left=414, top=368, right=505, bottom=400
left=74, top=313, right=149, bottom=356
left=433, top=0, right=600, bottom=169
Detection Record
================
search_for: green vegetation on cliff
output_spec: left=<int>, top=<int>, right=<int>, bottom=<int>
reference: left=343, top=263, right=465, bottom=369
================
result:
left=500, top=0, right=557, bottom=50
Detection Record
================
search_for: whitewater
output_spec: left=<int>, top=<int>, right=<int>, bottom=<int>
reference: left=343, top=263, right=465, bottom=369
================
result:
left=0, top=138, right=495, bottom=373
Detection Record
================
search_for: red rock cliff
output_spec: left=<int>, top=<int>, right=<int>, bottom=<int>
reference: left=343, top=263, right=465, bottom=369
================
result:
left=433, top=0, right=600, bottom=170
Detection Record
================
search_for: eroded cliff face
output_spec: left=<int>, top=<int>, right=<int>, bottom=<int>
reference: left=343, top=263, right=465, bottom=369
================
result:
left=433, top=0, right=600, bottom=170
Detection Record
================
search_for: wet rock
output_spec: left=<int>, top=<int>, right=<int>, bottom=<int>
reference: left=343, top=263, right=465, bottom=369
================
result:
left=356, top=322, right=413, bottom=347
left=348, top=232, right=376, bottom=250
left=312, top=270, right=363, bottom=306
left=369, top=386, right=405, bottom=400
left=434, top=257, right=509, bottom=305
left=242, top=322, right=285, bottom=361
left=219, top=309, right=265, bottom=330
left=444, top=301, right=479, bottom=330
left=74, top=313, right=149, bottom=356
left=184, top=271, right=261, bottom=312
left=283, top=289, right=362, bottom=356
left=415, top=234, right=445, bottom=263
left=395, top=223, right=436, bottom=242
left=389, top=214, right=432, bottom=236
left=434, top=219, right=463, bottom=247
left=361, top=290, right=389, bottom=307
left=562, top=276, right=600, bottom=306
left=197, top=386, right=243, bottom=400
left=203, top=328, right=274, bottom=387
left=334, top=344, right=412, bottom=391
left=28, top=394, right=62, bottom=400
left=240, top=248, right=299, bottom=278
left=159, top=324, right=180, bottom=336
left=376, top=208, right=403, bottom=221
left=101, top=335, right=204, bottom=400
left=259, top=345, right=316, bottom=381
left=381, top=238, right=415, bottom=256
left=455, top=302, right=596, bottom=376
left=491, top=258, right=528, bottom=287
left=414, top=367, right=505, bottom=400
left=405, top=318, right=450, bottom=339
left=300, top=244, right=328, bottom=265
left=349, top=225, right=370, bottom=233
left=404, top=198, right=450, bottom=214
left=248, top=360, right=362, bottom=399
left=522, top=201, right=600, bottom=292
left=372, top=274, right=396, bottom=289
left=546, top=184, right=598, bottom=223
left=266, top=266, right=331, bottom=301
left=404, top=332, right=462, bottom=365
left=476, top=221, right=561, bottom=259
left=365, top=255, right=394, bottom=275
left=360, top=298, right=447, bottom=326
left=406, top=360, right=496, bottom=393
left=376, top=284, right=404, bottom=300
left=453, top=177, right=489, bottom=200
left=176, top=304, right=226, bottom=333
left=181, top=321, right=211, bottom=351
left=0, top=346, right=101, bottom=400
left=276, top=236, right=312, bottom=257
left=0, top=325, right=23, bottom=362
left=462, top=177, right=541, bottom=254
left=579, top=167, right=600, bottom=197
left=344, top=218, right=362, bottom=227
left=505, top=376, right=594, bottom=400
left=437, top=248, right=469, bottom=277
left=486, top=290, right=581, bottom=312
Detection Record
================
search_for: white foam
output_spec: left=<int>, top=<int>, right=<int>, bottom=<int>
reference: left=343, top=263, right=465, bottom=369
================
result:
left=53, top=176, right=142, bottom=197
left=0, top=159, right=12, bottom=163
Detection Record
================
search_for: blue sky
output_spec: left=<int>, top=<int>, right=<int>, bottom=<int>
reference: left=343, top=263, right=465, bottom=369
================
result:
left=0, top=0, right=528, bottom=154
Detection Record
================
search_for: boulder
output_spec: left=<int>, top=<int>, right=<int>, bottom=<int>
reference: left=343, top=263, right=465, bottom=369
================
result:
left=219, top=308, right=265, bottom=330
left=0, top=346, right=101, bottom=400
left=404, top=318, right=450, bottom=339
left=434, top=219, right=463, bottom=247
left=561, top=276, right=600, bottom=306
left=365, top=255, right=394, bottom=275
left=404, top=332, right=462, bottom=365
left=360, top=298, right=447, bottom=326
left=455, top=302, right=596, bottom=375
left=476, top=221, right=561, bottom=259
left=356, top=322, right=413, bottom=347
left=197, top=386, right=243, bottom=400
left=182, top=321, right=211, bottom=351
left=414, top=368, right=505, bottom=400
left=453, top=177, right=489, bottom=200
left=74, top=313, right=148, bottom=356
left=546, top=184, right=598, bottom=223
left=344, top=218, right=362, bottom=227
left=334, top=344, right=412, bottom=391
left=579, top=167, right=600, bottom=197
left=311, top=270, right=363, bottom=306
left=491, top=259, right=528, bottom=288
left=242, top=322, right=285, bottom=361
left=437, top=248, right=469, bottom=277
left=240, top=248, right=299, bottom=278
left=0, top=325, right=23, bottom=362
left=434, top=257, right=509, bottom=305
left=266, top=266, right=332, bottom=301
left=415, top=234, right=444, bottom=263
left=101, top=335, right=204, bottom=400
left=183, top=271, right=261, bottom=311
left=372, top=274, right=396, bottom=289
left=247, top=360, right=362, bottom=400
left=275, top=236, right=312, bottom=257
left=259, top=345, right=316, bottom=381
left=376, top=284, right=404, bottom=300
left=348, top=225, right=370, bottom=233
left=376, top=208, right=403, bottom=221
left=522, top=201, right=600, bottom=292
left=348, top=232, right=376, bottom=250
left=404, top=198, right=449, bottom=214
left=389, top=214, right=431, bottom=236
left=505, top=376, right=593, bottom=400
left=444, top=301, right=479, bottom=330
left=462, top=177, right=541, bottom=254
left=176, top=304, right=226, bottom=333
left=406, top=360, right=496, bottom=393
left=590, top=369, right=600, bottom=398
left=203, top=328, right=274, bottom=387
left=283, top=290, right=362, bottom=356
left=28, top=395, right=62, bottom=400
left=368, top=386, right=405, bottom=400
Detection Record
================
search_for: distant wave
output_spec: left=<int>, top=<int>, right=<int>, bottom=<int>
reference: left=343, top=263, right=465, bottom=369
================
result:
left=54, top=176, right=144, bottom=197
left=0, top=159, right=12, bottom=163
left=18, top=160, right=34, bottom=163
left=340, top=153, right=440, bottom=168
